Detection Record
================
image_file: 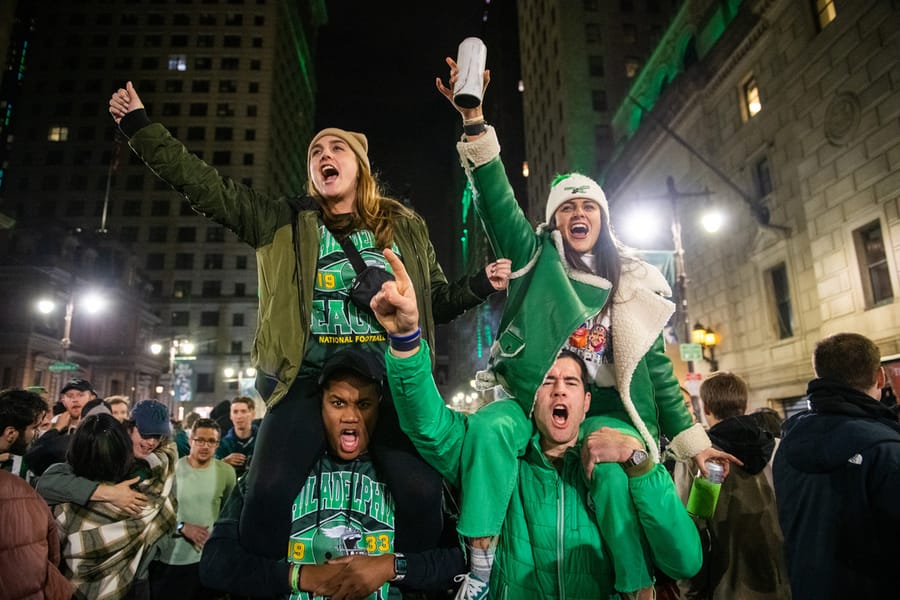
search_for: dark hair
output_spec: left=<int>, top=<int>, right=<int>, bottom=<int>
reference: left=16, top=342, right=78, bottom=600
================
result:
left=0, top=389, right=47, bottom=433
left=67, top=413, right=133, bottom=483
left=750, top=407, right=784, bottom=438
left=813, top=333, right=881, bottom=391
left=556, top=349, right=590, bottom=390
left=700, top=372, right=749, bottom=420
left=550, top=207, right=628, bottom=294
left=192, top=418, right=221, bottom=436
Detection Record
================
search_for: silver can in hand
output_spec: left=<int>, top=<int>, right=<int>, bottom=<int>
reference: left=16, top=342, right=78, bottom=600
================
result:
left=453, top=37, right=487, bottom=109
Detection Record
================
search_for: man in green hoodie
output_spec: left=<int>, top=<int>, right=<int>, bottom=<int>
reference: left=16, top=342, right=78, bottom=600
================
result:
left=371, top=249, right=701, bottom=599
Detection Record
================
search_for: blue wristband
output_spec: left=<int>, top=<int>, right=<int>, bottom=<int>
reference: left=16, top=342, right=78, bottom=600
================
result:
left=389, top=328, right=421, bottom=351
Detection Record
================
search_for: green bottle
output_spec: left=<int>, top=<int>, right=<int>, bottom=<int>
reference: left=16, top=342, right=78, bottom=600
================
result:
left=686, top=461, right=725, bottom=519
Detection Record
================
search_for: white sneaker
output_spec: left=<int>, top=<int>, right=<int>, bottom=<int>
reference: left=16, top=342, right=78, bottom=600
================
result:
left=454, top=572, right=489, bottom=600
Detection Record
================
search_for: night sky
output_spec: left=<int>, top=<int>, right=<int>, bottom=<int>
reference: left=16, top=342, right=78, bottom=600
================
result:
left=313, top=0, right=525, bottom=274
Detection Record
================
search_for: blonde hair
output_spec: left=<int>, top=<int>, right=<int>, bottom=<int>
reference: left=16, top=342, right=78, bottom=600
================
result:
left=308, top=157, right=414, bottom=249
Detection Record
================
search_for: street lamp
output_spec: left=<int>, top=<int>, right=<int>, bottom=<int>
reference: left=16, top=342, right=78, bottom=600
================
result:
left=36, top=289, right=108, bottom=362
left=223, top=366, right=257, bottom=396
left=150, top=338, right=195, bottom=410
left=691, top=322, right=721, bottom=371
left=618, top=177, right=723, bottom=418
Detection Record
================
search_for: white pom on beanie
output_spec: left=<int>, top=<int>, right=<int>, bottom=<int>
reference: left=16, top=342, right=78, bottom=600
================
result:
left=545, top=173, right=609, bottom=224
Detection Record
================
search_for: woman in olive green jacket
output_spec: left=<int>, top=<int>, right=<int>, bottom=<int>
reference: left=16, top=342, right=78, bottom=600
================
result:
left=109, top=82, right=507, bottom=559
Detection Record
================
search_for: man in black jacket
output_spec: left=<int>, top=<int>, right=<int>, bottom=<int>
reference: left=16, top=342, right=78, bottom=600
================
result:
left=774, top=333, right=900, bottom=599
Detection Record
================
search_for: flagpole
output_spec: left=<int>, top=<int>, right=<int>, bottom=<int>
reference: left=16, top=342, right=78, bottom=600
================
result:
left=99, top=136, right=121, bottom=234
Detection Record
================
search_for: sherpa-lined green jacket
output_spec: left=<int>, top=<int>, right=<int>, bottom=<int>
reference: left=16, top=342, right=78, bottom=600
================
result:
left=122, top=113, right=487, bottom=408
left=386, top=342, right=702, bottom=599
left=455, top=127, right=709, bottom=462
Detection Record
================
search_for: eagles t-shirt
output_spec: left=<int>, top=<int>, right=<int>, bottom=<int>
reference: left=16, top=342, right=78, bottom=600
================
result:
left=287, top=453, right=396, bottom=600
left=301, top=225, right=400, bottom=375
left=562, top=312, right=616, bottom=388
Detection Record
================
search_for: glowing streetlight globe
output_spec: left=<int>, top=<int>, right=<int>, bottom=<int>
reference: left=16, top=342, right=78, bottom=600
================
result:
left=701, top=209, right=724, bottom=233
left=37, top=299, right=56, bottom=314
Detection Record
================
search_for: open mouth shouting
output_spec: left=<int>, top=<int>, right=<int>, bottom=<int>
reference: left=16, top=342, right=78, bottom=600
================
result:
left=321, top=164, right=339, bottom=183
left=568, top=222, right=590, bottom=240
left=551, top=404, right=570, bottom=427
left=340, top=427, right=360, bottom=454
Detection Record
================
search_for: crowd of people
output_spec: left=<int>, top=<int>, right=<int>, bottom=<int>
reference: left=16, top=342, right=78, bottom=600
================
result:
left=1, top=55, right=898, bottom=600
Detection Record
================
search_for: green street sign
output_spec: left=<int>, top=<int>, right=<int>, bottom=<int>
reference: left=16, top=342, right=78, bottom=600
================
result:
left=48, top=361, right=80, bottom=372
left=679, top=343, right=703, bottom=362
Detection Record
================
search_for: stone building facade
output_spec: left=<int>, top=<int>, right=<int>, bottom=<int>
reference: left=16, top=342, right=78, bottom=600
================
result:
left=604, top=0, right=900, bottom=412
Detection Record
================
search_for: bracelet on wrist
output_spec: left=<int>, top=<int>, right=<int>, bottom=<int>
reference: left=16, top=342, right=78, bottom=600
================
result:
left=463, top=121, right=487, bottom=137
left=290, top=563, right=302, bottom=593
left=389, top=327, right=422, bottom=352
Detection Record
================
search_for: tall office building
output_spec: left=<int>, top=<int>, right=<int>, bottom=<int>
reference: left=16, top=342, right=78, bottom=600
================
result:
left=0, top=0, right=325, bottom=409
left=516, top=0, right=682, bottom=219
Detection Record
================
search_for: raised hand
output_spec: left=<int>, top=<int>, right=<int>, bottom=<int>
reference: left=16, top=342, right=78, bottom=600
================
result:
left=109, top=81, right=145, bottom=124
left=486, top=258, right=512, bottom=291
left=370, top=249, right=419, bottom=337
left=435, top=56, right=490, bottom=121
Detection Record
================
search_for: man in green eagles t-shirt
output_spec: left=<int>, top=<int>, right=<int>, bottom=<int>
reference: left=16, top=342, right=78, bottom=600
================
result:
left=200, top=347, right=462, bottom=599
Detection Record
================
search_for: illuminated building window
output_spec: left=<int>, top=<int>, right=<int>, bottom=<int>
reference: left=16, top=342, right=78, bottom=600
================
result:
left=48, top=126, right=68, bottom=142
left=625, top=57, right=640, bottom=78
left=168, top=54, right=188, bottom=71
left=173, top=281, right=191, bottom=298
left=813, top=0, right=836, bottom=31
left=742, top=75, right=761, bottom=119
left=854, top=221, right=894, bottom=307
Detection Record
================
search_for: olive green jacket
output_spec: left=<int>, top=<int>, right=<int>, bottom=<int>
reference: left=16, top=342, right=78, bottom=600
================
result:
left=125, top=117, right=486, bottom=408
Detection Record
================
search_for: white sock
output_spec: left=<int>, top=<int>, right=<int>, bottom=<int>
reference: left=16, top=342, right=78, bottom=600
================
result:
left=468, top=542, right=496, bottom=581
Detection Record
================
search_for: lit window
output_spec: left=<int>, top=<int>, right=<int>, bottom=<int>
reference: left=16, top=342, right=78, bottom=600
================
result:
left=624, top=57, right=640, bottom=79
left=854, top=221, right=894, bottom=307
left=743, top=76, right=761, bottom=118
left=814, top=0, right=836, bottom=30
left=48, top=126, right=68, bottom=141
left=168, top=54, right=187, bottom=71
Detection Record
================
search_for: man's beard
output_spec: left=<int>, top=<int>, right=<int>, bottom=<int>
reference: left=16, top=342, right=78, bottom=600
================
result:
left=9, top=434, right=30, bottom=455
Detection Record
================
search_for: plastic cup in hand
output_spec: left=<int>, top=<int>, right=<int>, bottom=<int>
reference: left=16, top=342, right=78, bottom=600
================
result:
left=453, top=37, right=487, bottom=109
left=686, top=461, right=725, bottom=519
